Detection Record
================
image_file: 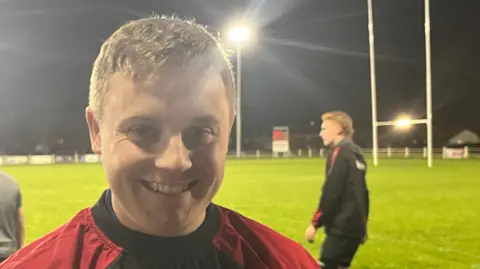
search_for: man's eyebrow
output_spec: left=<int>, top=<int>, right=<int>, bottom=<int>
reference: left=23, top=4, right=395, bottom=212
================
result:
left=117, top=115, right=161, bottom=128
left=122, top=115, right=159, bottom=123
left=117, top=115, right=219, bottom=129
left=190, top=115, right=220, bottom=125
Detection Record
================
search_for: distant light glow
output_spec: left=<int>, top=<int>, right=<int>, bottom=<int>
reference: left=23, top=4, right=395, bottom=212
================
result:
left=396, top=119, right=411, bottom=127
left=395, top=116, right=412, bottom=129
left=228, top=26, right=250, bottom=43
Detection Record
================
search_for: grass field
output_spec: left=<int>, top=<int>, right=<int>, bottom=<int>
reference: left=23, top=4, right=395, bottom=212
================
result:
left=2, top=158, right=479, bottom=269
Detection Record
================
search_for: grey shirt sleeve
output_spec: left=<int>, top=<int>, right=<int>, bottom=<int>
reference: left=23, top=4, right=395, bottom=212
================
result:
left=16, top=190, right=22, bottom=209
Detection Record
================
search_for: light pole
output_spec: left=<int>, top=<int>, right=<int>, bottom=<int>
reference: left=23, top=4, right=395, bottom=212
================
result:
left=228, top=26, right=250, bottom=159
left=424, top=0, right=433, bottom=168
left=366, top=0, right=378, bottom=166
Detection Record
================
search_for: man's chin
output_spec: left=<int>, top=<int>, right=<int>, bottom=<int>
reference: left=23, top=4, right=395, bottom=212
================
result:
left=136, top=204, right=206, bottom=237
left=323, top=141, right=333, bottom=148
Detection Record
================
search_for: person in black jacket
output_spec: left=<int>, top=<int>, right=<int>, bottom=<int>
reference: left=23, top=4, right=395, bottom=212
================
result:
left=305, top=111, right=370, bottom=269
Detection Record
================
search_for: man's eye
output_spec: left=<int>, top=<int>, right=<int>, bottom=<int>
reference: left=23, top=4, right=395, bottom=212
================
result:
left=127, top=125, right=158, bottom=141
left=183, top=127, right=215, bottom=150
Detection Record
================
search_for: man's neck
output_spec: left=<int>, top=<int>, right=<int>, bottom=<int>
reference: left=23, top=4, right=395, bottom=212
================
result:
left=111, top=192, right=206, bottom=237
left=333, top=136, right=346, bottom=146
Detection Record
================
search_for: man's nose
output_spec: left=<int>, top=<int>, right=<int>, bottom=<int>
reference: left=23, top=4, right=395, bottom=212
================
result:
left=154, top=134, right=192, bottom=171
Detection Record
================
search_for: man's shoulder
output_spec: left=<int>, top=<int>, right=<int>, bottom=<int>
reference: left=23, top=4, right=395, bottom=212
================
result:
left=215, top=206, right=319, bottom=269
left=0, top=208, right=121, bottom=269
left=337, top=141, right=364, bottom=159
left=0, top=171, right=19, bottom=190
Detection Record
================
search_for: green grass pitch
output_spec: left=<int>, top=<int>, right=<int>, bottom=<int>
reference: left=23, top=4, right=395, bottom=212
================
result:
left=2, top=158, right=479, bottom=269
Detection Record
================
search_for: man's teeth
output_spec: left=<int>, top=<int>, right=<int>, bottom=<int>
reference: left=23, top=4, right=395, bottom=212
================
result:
left=146, top=182, right=189, bottom=194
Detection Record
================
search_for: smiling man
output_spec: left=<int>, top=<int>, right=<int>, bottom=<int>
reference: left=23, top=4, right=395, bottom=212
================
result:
left=0, top=16, right=319, bottom=269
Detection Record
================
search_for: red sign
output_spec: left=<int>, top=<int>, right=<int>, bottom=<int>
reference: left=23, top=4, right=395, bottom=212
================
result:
left=272, top=130, right=288, bottom=141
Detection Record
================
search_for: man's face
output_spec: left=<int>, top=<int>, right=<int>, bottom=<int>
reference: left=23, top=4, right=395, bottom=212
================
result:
left=86, top=70, right=233, bottom=234
left=319, top=119, right=341, bottom=146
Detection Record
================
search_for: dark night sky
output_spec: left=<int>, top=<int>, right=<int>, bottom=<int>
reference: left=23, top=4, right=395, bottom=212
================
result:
left=0, top=0, right=479, bottom=151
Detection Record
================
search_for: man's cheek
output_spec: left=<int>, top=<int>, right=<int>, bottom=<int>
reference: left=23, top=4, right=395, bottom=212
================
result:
left=191, top=152, right=215, bottom=169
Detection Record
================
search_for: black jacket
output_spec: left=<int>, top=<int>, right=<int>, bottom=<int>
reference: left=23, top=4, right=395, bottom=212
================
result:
left=311, top=139, right=370, bottom=239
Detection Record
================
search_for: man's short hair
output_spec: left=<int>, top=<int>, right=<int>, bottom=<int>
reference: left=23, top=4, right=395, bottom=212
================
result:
left=322, top=111, right=354, bottom=138
left=89, top=15, right=235, bottom=120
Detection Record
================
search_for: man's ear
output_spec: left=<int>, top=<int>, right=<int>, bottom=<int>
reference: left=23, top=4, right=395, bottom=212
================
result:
left=336, top=122, right=344, bottom=136
left=85, top=107, right=102, bottom=155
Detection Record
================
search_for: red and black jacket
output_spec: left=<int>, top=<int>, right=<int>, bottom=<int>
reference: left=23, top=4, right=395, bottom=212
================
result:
left=311, top=139, right=370, bottom=239
left=1, top=190, right=319, bottom=269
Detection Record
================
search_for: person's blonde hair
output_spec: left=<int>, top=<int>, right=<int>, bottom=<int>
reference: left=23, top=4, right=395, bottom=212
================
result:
left=321, top=111, right=354, bottom=138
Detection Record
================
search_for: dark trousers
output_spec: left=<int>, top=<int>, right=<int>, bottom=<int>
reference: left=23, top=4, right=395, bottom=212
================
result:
left=0, top=257, right=6, bottom=264
left=319, top=235, right=361, bottom=269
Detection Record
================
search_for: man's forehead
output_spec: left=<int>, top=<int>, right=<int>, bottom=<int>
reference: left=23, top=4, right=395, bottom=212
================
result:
left=109, top=70, right=226, bottom=97
left=321, top=120, right=337, bottom=128
left=105, top=72, right=229, bottom=122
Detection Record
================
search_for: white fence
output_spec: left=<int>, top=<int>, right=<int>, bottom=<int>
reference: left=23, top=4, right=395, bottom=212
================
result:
left=0, top=154, right=101, bottom=166
left=0, top=147, right=478, bottom=166
left=229, top=146, right=480, bottom=159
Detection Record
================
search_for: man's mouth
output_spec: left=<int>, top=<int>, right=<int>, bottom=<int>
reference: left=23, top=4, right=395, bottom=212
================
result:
left=142, top=180, right=197, bottom=195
